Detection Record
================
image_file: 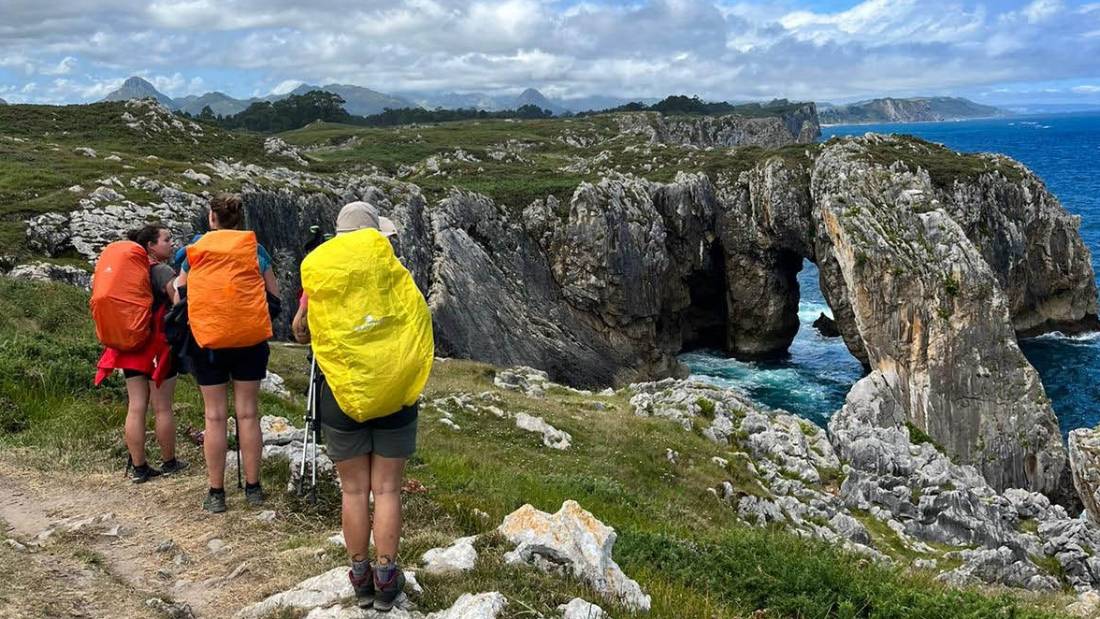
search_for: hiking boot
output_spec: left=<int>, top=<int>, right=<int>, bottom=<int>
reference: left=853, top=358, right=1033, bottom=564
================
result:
left=372, top=563, right=405, bottom=612
left=128, top=460, right=163, bottom=484
left=244, top=484, right=266, bottom=506
left=349, top=568, right=375, bottom=608
left=160, top=458, right=189, bottom=475
left=203, top=491, right=227, bottom=514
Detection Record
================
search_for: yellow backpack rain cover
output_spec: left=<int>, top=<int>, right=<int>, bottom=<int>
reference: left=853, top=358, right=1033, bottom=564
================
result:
left=301, top=228, right=434, bottom=422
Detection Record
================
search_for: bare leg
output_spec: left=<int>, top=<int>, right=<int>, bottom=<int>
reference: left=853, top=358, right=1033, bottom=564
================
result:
left=370, top=455, right=407, bottom=564
left=335, top=455, right=373, bottom=562
left=150, top=376, right=177, bottom=461
left=200, top=383, right=229, bottom=489
left=124, top=376, right=151, bottom=466
left=233, top=380, right=263, bottom=485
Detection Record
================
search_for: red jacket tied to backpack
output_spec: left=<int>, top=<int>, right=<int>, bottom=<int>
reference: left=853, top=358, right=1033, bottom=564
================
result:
left=91, top=241, right=174, bottom=386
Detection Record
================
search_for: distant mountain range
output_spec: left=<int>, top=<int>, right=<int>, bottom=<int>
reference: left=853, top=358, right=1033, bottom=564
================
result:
left=101, top=76, right=653, bottom=117
left=98, top=78, right=1019, bottom=125
left=819, top=97, right=1008, bottom=125
left=102, top=77, right=415, bottom=116
left=0, top=98, right=7, bottom=105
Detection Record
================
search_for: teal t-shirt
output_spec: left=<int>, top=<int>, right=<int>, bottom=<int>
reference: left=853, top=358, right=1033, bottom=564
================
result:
left=178, top=233, right=273, bottom=273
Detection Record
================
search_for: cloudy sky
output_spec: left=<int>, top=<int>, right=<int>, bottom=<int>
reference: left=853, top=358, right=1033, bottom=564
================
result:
left=1, top=0, right=1098, bottom=106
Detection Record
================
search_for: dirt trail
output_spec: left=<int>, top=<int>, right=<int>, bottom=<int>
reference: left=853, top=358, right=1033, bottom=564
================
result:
left=0, top=456, right=340, bottom=618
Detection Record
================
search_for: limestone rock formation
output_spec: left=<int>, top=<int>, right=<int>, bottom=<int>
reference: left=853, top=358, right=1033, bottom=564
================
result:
left=558, top=598, right=606, bottom=619
left=6, top=262, right=91, bottom=289
left=514, top=413, right=572, bottom=450
left=811, top=138, right=1067, bottom=495
left=420, top=536, right=478, bottom=575
left=629, top=375, right=1100, bottom=592
left=1070, top=427, right=1100, bottom=524
left=615, top=105, right=820, bottom=148
left=498, top=500, right=651, bottom=611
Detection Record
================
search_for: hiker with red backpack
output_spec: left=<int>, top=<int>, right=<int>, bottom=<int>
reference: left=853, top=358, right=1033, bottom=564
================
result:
left=176, top=193, right=280, bottom=513
left=92, top=224, right=188, bottom=483
left=293, top=202, right=433, bottom=611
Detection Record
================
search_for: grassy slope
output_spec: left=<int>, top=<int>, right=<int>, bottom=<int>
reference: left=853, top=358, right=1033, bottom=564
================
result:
left=279, top=117, right=823, bottom=213
left=0, top=102, right=288, bottom=262
left=1, top=103, right=1008, bottom=262
left=0, top=278, right=1069, bottom=619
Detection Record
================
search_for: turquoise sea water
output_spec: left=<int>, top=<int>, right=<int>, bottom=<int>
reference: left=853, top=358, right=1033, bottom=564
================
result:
left=683, top=112, right=1100, bottom=434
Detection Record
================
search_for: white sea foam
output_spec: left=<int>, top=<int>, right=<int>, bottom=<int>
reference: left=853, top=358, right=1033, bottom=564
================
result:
left=1029, top=330, right=1100, bottom=343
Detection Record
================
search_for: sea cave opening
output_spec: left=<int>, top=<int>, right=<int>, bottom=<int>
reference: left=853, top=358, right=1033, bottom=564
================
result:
left=680, top=242, right=730, bottom=352
left=679, top=258, right=865, bottom=427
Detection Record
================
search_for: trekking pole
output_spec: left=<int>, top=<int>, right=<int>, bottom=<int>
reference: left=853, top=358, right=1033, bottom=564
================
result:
left=297, top=355, right=317, bottom=497
left=309, top=383, right=322, bottom=505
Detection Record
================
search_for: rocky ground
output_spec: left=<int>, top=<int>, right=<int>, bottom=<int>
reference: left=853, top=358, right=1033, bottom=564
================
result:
left=1, top=356, right=1093, bottom=617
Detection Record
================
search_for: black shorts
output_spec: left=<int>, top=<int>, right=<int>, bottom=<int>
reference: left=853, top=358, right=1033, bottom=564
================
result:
left=122, top=366, right=179, bottom=381
left=191, top=341, right=270, bottom=386
left=122, top=355, right=180, bottom=381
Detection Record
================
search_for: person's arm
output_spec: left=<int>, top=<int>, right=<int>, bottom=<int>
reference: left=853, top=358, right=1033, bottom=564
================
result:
left=164, top=280, right=179, bottom=305
left=263, top=268, right=280, bottom=296
left=291, top=299, right=310, bottom=344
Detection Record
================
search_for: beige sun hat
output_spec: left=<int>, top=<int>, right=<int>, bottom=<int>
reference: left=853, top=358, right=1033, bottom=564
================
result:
left=335, top=201, right=397, bottom=237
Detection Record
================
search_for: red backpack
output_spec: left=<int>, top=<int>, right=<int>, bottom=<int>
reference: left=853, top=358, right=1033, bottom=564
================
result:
left=89, top=241, right=154, bottom=351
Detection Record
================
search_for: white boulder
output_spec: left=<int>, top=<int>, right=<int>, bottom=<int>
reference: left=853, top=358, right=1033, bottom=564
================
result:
left=421, top=536, right=478, bottom=575
left=498, top=500, right=650, bottom=611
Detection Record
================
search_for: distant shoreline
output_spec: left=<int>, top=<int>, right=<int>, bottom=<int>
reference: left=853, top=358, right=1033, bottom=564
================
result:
left=820, top=114, right=1011, bottom=128
left=822, top=109, right=1100, bottom=128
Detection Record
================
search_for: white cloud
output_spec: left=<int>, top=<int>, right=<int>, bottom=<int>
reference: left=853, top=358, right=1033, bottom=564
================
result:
left=1072, top=85, right=1100, bottom=93
left=42, top=56, right=78, bottom=75
left=0, top=0, right=1098, bottom=104
left=1023, top=0, right=1063, bottom=24
left=79, top=77, right=124, bottom=100
left=271, top=79, right=303, bottom=94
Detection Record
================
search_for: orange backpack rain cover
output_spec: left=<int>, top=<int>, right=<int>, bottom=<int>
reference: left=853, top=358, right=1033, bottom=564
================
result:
left=89, top=241, right=154, bottom=351
left=186, top=230, right=272, bottom=349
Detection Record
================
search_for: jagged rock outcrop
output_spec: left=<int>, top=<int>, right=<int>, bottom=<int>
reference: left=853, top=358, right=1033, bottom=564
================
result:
left=264, top=137, right=309, bottom=166
left=428, top=189, right=628, bottom=385
left=1070, top=427, right=1100, bottom=524
left=939, top=155, right=1099, bottom=335
left=626, top=375, right=1100, bottom=592
left=616, top=106, right=820, bottom=148
left=715, top=154, right=814, bottom=356
left=811, top=138, right=1067, bottom=495
left=5, top=262, right=91, bottom=289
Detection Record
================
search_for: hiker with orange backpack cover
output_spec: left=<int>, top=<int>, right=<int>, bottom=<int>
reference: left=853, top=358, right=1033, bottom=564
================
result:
left=176, top=193, right=280, bottom=513
left=92, top=224, right=188, bottom=484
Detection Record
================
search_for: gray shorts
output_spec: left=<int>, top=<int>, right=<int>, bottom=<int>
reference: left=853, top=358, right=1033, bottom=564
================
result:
left=316, top=377, right=418, bottom=461
left=321, top=417, right=418, bottom=462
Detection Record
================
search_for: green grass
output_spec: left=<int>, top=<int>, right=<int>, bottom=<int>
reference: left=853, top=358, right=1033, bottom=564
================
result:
left=905, top=422, right=943, bottom=452
left=0, top=279, right=1072, bottom=618
left=0, top=102, right=286, bottom=238
left=849, top=134, right=1025, bottom=190
left=278, top=115, right=821, bottom=212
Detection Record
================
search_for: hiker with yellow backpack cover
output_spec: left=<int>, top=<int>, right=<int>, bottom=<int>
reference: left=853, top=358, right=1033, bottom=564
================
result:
left=176, top=194, right=280, bottom=514
left=292, top=201, right=433, bottom=612
left=91, top=224, right=188, bottom=484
